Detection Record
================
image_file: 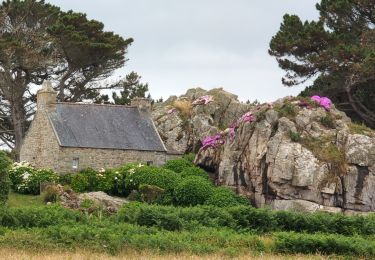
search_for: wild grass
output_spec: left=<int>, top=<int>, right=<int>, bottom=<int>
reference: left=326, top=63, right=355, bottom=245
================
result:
left=0, top=247, right=334, bottom=260
left=349, top=122, right=375, bottom=137
left=274, top=101, right=297, bottom=119
left=0, top=204, right=374, bottom=257
left=7, top=191, right=44, bottom=208
left=173, top=100, right=192, bottom=118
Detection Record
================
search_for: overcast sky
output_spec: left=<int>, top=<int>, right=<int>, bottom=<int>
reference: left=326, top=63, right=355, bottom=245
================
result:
left=47, top=0, right=319, bottom=102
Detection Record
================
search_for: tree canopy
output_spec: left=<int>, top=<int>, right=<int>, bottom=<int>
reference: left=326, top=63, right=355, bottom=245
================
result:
left=269, top=0, right=375, bottom=128
left=112, top=72, right=150, bottom=105
left=0, top=0, right=133, bottom=154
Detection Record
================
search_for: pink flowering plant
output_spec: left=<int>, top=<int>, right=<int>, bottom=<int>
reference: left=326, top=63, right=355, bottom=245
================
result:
left=310, top=95, right=332, bottom=111
left=202, top=133, right=225, bottom=149
left=240, top=112, right=256, bottom=123
left=192, top=95, right=214, bottom=106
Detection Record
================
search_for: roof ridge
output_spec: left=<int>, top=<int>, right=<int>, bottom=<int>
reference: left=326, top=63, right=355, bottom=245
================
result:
left=56, top=102, right=137, bottom=108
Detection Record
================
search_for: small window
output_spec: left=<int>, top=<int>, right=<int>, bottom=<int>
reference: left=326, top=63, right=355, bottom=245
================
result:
left=146, top=161, right=153, bottom=166
left=72, top=157, right=79, bottom=169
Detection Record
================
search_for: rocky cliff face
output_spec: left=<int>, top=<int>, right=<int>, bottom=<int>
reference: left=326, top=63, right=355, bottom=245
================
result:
left=153, top=89, right=375, bottom=213
left=195, top=97, right=375, bottom=213
left=152, top=88, right=250, bottom=153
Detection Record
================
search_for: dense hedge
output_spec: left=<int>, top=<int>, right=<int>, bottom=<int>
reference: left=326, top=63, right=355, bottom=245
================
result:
left=116, top=203, right=375, bottom=235
left=0, top=152, right=12, bottom=205
left=0, top=204, right=373, bottom=256
left=0, top=205, right=84, bottom=228
left=274, top=232, right=375, bottom=257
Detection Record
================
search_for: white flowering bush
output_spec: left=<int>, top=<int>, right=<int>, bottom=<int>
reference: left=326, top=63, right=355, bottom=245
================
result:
left=9, top=162, right=58, bottom=195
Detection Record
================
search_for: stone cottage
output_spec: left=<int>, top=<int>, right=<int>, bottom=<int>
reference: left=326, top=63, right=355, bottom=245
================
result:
left=20, top=81, right=180, bottom=173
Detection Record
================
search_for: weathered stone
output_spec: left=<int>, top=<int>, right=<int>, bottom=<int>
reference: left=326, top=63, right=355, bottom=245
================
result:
left=78, top=191, right=128, bottom=210
left=195, top=93, right=375, bottom=213
left=345, top=134, right=375, bottom=166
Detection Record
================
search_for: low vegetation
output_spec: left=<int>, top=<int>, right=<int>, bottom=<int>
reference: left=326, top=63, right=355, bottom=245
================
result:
left=1, top=154, right=375, bottom=257
left=0, top=204, right=373, bottom=257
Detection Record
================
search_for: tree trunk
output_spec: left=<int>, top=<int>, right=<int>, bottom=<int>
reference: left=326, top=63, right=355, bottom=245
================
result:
left=345, top=84, right=375, bottom=128
left=10, top=99, right=26, bottom=161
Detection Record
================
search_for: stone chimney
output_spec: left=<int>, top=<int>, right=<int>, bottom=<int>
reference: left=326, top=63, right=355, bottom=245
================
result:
left=37, top=80, right=58, bottom=111
left=131, top=97, right=152, bottom=113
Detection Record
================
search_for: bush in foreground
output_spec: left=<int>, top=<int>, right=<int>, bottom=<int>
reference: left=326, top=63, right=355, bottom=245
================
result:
left=0, top=152, right=12, bottom=205
left=274, top=232, right=375, bottom=257
left=9, top=162, right=58, bottom=195
left=174, top=176, right=214, bottom=206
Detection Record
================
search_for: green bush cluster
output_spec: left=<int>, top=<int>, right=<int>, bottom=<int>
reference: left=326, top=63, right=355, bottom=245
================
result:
left=10, top=158, right=247, bottom=208
left=9, top=162, right=58, bottom=195
left=0, top=205, right=84, bottom=228
left=205, top=187, right=249, bottom=207
left=63, top=168, right=114, bottom=193
left=274, top=232, right=375, bottom=257
left=116, top=203, right=375, bottom=235
left=174, top=176, right=213, bottom=206
left=0, top=152, right=12, bottom=205
left=0, top=205, right=374, bottom=257
left=163, top=158, right=194, bottom=173
left=58, top=159, right=243, bottom=207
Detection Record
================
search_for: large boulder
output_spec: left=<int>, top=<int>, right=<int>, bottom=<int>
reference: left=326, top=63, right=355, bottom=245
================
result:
left=194, top=96, right=375, bottom=213
left=152, top=88, right=251, bottom=154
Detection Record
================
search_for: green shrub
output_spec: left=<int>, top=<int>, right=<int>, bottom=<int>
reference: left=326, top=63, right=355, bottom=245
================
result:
left=205, top=187, right=248, bottom=207
left=116, top=203, right=236, bottom=230
left=69, top=168, right=114, bottom=193
left=0, top=151, right=12, bottom=205
left=174, top=176, right=214, bottom=206
left=274, top=232, right=375, bottom=257
left=182, top=153, right=196, bottom=163
left=70, top=172, right=89, bottom=192
left=0, top=205, right=84, bottom=228
left=9, top=163, right=58, bottom=195
left=289, top=130, right=301, bottom=142
left=125, top=165, right=181, bottom=193
left=27, top=169, right=59, bottom=195
left=320, top=114, right=335, bottom=128
left=180, top=166, right=209, bottom=180
left=58, top=173, right=73, bottom=186
left=139, top=184, right=165, bottom=204
left=163, top=158, right=193, bottom=173
left=227, top=206, right=278, bottom=233
left=274, top=101, right=297, bottom=119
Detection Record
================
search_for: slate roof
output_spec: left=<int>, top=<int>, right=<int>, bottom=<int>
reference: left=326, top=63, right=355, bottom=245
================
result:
left=47, top=103, right=167, bottom=152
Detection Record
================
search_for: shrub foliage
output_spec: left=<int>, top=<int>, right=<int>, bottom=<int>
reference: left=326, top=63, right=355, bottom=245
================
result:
left=0, top=151, right=12, bottom=205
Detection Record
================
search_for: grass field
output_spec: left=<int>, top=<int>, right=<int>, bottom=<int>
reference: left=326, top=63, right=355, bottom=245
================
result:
left=3, top=193, right=374, bottom=259
left=7, top=191, right=43, bottom=208
left=0, top=248, right=337, bottom=260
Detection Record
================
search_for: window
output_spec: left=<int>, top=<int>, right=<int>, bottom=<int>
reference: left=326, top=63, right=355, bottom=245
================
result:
left=72, top=157, right=79, bottom=169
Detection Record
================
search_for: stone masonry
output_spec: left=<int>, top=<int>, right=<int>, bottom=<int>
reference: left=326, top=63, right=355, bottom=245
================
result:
left=20, top=81, right=178, bottom=173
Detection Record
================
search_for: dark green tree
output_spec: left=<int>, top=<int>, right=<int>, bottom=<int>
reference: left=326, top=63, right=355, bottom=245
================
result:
left=0, top=0, right=133, bottom=155
left=269, top=0, right=375, bottom=128
left=112, top=71, right=150, bottom=105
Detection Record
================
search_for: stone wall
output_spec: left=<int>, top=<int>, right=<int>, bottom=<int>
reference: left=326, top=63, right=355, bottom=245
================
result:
left=56, top=147, right=174, bottom=173
left=20, top=110, right=60, bottom=170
